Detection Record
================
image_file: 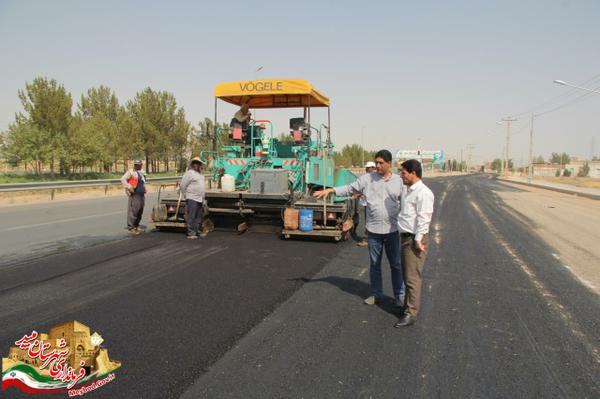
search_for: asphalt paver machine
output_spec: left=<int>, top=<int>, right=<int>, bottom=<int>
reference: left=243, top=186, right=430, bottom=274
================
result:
left=152, top=79, right=358, bottom=241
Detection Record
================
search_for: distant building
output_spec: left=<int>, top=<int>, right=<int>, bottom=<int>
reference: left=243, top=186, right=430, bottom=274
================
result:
left=529, top=163, right=562, bottom=177
left=565, top=160, right=600, bottom=178
left=527, top=161, right=600, bottom=178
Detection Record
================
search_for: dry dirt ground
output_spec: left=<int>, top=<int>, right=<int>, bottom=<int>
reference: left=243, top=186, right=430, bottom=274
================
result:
left=495, top=181, right=600, bottom=294
left=529, top=175, right=600, bottom=189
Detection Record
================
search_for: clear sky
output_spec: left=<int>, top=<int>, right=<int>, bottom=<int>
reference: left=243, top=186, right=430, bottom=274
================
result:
left=1, top=0, right=599, bottom=165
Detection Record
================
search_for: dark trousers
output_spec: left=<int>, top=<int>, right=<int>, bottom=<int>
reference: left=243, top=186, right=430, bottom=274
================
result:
left=186, top=199, right=203, bottom=236
left=127, top=193, right=145, bottom=228
left=401, top=233, right=429, bottom=317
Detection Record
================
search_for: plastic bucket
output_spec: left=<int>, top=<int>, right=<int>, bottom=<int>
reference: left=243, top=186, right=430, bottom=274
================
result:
left=299, top=209, right=313, bottom=231
left=221, top=174, right=235, bottom=192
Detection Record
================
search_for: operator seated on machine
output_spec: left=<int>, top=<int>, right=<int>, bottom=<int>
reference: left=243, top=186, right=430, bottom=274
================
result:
left=289, top=117, right=309, bottom=143
left=230, top=103, right=252, bottom=155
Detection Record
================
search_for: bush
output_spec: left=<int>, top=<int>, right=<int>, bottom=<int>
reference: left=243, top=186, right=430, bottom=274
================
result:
left=562, top=169, right=571, bottom=177
left=577, top=162, right=590, bottom=177
left=555, top=169, right=561, bottom=177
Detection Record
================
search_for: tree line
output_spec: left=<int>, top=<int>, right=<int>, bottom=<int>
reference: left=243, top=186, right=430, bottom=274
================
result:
left=0, top=77, right=221, bottom=176
left=2, top=77, right=467, bottom=177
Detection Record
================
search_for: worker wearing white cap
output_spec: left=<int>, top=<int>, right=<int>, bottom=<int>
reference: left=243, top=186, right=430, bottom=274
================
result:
left=180, top=157, right=207, bottom=239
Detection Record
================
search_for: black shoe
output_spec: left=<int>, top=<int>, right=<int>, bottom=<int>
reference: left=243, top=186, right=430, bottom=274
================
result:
left=394, top=314, right=416, bottom=328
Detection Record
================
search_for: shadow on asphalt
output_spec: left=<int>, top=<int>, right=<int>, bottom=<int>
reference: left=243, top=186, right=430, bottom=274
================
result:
left=293, top=276, right=402, bottom=318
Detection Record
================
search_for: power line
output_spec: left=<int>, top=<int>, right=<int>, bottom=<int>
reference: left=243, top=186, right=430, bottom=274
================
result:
left=510, top=72, right=600, bottom=118
left=534, top=85, right=600, bottom=116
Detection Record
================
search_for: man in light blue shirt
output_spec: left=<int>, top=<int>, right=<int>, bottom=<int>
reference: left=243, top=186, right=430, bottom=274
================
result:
left=314, top=150, right=405, bottom=306
left=180, top=157, right=207, bottom=239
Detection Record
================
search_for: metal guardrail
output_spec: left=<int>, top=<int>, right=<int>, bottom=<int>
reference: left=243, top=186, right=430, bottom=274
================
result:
left=0, top=177, right=181, bottom=199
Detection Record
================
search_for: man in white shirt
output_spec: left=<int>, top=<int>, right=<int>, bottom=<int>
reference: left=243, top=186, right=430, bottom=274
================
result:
left=395, top=159, right=435, bottom=327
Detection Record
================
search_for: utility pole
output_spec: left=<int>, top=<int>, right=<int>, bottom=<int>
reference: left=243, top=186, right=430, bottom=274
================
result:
left=466, top=144, right=474, bottom=172
left=591, top=136, right=595, bottom=160
left=560, top=152, right=563, bottom=168
left=361, top=126, right=365, bottom=167
left=528, top=113, right=534, bottom=184
left=501, top=116, right=517, bottom=176
left=460, top=148, right=463, bottom=172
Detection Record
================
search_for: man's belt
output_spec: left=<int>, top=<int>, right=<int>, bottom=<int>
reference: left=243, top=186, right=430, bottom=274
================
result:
left=400, top=232, right=414, bottom=238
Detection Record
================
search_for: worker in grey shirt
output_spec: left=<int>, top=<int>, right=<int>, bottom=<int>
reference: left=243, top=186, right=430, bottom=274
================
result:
left=314, top=149, right=405, bottom=307
left=180, top=157, right=206, bottom=239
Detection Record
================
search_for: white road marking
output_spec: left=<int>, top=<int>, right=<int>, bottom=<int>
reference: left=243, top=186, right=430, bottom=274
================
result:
left=0, top=211, right=124, bottom=232
left=433, top=223, right=442, bottom=244
left=562, top=264, right=596, bottom=291
left=470, top=200, right=600, bottom=365
left=552, top=253, right=561, bottom=260
left=439, top=191, right=448, bottom=207
left=358, top=268, right=367, bottom=277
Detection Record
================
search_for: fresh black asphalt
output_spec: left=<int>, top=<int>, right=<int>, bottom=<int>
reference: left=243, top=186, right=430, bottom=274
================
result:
left=1, top=175, right=599, bottom=398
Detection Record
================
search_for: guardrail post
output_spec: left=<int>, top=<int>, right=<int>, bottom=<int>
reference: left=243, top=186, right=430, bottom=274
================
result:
left=51, top=189, right=55, bottom=200
left=105, top=185, right=109, bottom=195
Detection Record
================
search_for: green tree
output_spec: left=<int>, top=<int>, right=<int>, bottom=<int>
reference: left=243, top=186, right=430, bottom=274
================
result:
left=577, top=162, right=590, bottom=177
left=550, top=152, right=570, bottom=165
left=191, top=118, right=213, bottom=158
left=188, top=118, right=232, bottom=170
left=508, top=159, right=514, bottom=171
left=533, top=155, right=545, bottom=164
left=169, top=109, right=191, bottom=172
left=1, top=122, right=52, bottom=174
left=77, top=86, right=120, bottom=172
left=452, top=159, right=458, bottom=171
left=66, top=115, right=109, bottom=173
left=491, top=158, right=502, bottom=172
left=277, top=133, right=293, bottom=144
left=563, top=168, right=571, bottom=177
left=127, top=87, right=189, bottom=173
left=17, top=77, right=72, bottom=176
left=194, top=118, right=231, bottom=153
left=116, top=108, right=142, bottom=170
left=334, top=144, right=374, bottom=167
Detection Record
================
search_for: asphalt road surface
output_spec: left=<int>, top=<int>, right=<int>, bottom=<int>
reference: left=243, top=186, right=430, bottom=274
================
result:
left=0, top=193, right=158, bottom=264
left=1, top=175, right=599, bottom=398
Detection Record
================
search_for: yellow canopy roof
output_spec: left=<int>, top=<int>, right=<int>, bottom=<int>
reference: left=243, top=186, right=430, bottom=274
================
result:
left=214, top=79, right=329, bottom=108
